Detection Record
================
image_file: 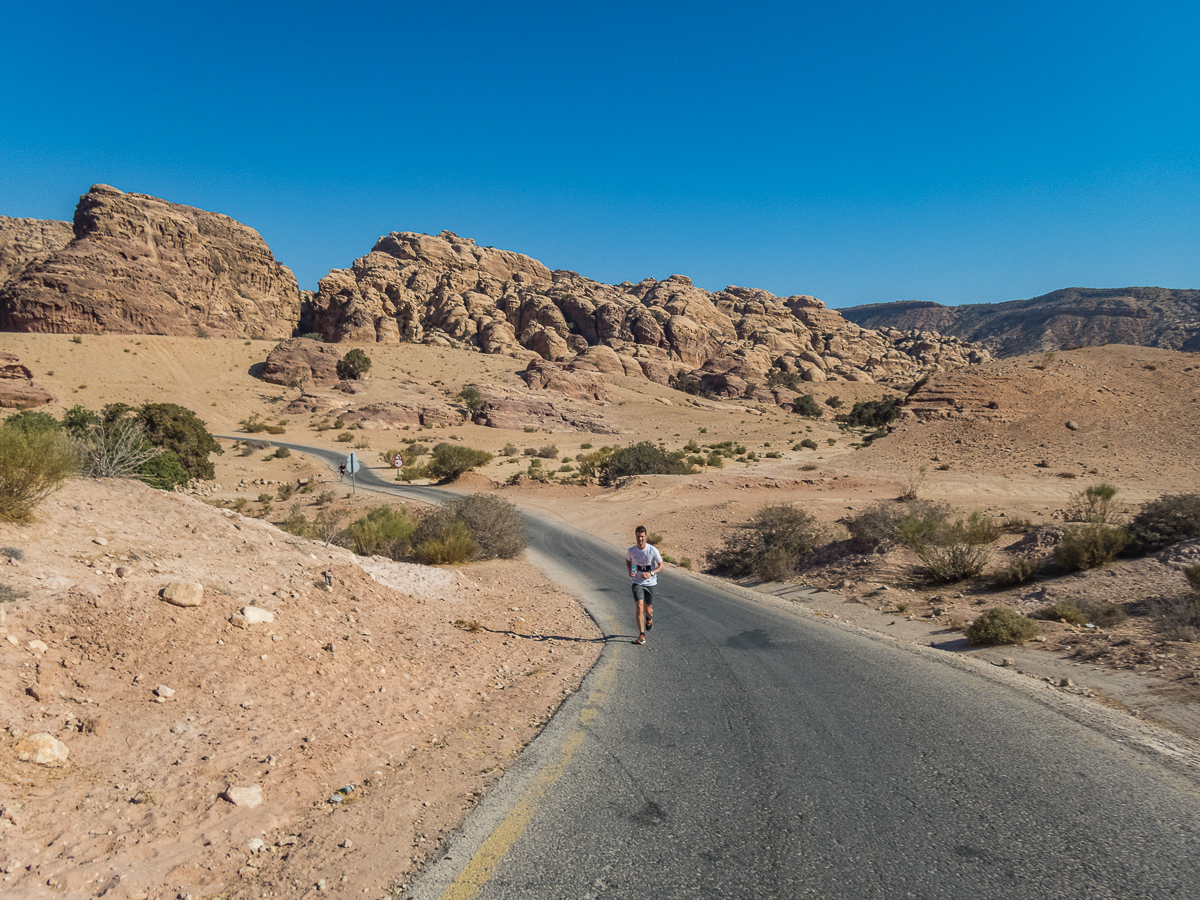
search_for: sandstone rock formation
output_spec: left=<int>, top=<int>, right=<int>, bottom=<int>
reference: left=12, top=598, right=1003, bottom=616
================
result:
left=309, top=231, right=989, bottom=391
left=840, top=287, right=1200, bottom=356
left=0, top=185, right=301, bottom=338
left=0, top=352, right=54, bottom=408
left=261, top=338, right=343, bottom=388
left=0, top=216, right=73, bottom=288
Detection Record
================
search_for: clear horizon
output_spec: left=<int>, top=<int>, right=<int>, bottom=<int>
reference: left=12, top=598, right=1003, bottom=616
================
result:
left=2, top=1, right=1197, bottom=309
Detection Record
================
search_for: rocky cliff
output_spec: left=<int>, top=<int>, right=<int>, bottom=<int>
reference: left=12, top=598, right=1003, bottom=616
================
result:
left=0, top=185, right=301, bottom=338
left=840, top=287, right=1200, bottom=357
left=309, top=230, right=989, bottom=391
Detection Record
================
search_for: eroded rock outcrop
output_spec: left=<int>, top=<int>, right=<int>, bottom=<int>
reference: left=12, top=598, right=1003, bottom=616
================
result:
left=0, top=185, right=301, bottom=338
left=0, top=352, right=54, bottom=408
left=0, top=216, right=74, bottom=288
left=260, top=338, right=343, bottom=388
left=309, top=231, right=988, bottom=392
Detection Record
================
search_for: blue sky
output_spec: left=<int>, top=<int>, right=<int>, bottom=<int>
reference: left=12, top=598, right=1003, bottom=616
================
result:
left=2, top=0, right=1197, bottom=307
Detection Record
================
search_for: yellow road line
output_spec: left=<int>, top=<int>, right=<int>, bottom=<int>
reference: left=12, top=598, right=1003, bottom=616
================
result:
left=439, top=652, right=618, bottom=900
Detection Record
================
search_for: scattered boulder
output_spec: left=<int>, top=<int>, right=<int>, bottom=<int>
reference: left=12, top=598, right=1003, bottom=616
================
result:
left=0, top=352, right=53, bottom=409
left=221, top=785, right=263, bottom=808
left=241, top=606, right=275, bottom=625
left=161, top=582, right=204, bottom=607
left=261, top=338, right=342, bottom=387
left=14, top=733, right=69, bottom=766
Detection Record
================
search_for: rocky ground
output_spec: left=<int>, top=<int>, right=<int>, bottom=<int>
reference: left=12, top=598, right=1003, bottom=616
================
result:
left=1, top=335, right=1199, bottom=899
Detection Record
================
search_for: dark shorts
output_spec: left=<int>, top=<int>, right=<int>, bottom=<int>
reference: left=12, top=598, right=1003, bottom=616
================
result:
left=631, top=583, right=655, bottom=604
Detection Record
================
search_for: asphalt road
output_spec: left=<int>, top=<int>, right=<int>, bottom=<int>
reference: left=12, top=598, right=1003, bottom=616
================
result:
left=248, top=442, right=1200, bottom=899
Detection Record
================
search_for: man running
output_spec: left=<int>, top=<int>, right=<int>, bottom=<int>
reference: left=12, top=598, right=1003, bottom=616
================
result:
left=626, top=525, right=664, bottom=645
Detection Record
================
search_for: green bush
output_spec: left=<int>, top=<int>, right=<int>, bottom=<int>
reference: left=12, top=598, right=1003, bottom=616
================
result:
left=1055, top=524, right=1128, bottom=572
left=900, top=511, right=1000, bottom=583
left=537, top=445, right=559, bottom=459
left=273, top=446, right=291, bottom=459
left=337, top=348, right=372, bottom=380
left=397, top=464, right=429, bottom=482
left=427, top=445, right=493, bottom=481
left=1127, top=493, right=1200, bottom=554
left=1064, top=482, right=1121, bottom=524
left=136, top=403, right=222, bottom=480
left=415, top=518, right=477, bottom=565
left=280, top=508, right=319, bottom=539
left=1035, top=602, right=1088, bottom=625
left=458, top=387, right=484, bottom=413
left=967, top=608, right=1040, bottom=645
left=598, top=441, right=694, bottom=485
left=136, top=450, right=191, bottom=491
left=240, top=413, right=269, bottom=433
left=838, top=397, right=901, bottom=428
left=793, top=394, right=822, bottom=417
left=2, top=410, right=62, bottom=437
left=336, top=431, right=355, bottom=443
left=348, top=506, right=415, bottom=559
left=707, top=503, right=824, bottom=580
left=0, top=428, right=78, bottom=522
left=990, top=556, right=1039, bottom=588
left=799, top=439, right=818, bottom=450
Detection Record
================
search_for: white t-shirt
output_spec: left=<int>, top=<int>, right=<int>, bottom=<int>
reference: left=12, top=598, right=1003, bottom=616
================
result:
left=627, top=543, right=663, bottom=587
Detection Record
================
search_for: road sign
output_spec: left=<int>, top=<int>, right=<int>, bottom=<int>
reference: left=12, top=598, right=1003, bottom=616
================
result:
left=345, top=452, right=361, bottom=475
left=393, top=453, right=403, bottom=468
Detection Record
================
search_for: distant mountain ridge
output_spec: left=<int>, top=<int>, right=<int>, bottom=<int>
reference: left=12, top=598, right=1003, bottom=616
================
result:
left=840, top=287, right=1200, bottom=356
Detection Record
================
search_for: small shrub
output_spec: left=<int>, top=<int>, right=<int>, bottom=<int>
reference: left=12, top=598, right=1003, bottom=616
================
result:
left=1, top=547, right=24, bottom=560
left=1127, top=493, right=1200, bottom=554
left=800, top=464, right=818, bottom=472
left=708, top=504, right=824, bottom=579
left=299, top=332, right=323, bottom=341
left=598, top=442, right=693, bottom=485
left=754, top=546, right=798, bottom=582
left=900, top=510, right=1000, bottom=583
left=1057, top=472, right=1078, bottom=479
left=793, top=394, right=822, bottom=417
left=844, top=500, right=951, bottom=552
left=679, top=557, right=694, bottom=570
left=348, top=506, right=415, bottom=559
left=458, top=387, right=484, bottom=413
left=441, top=494, right=526, bottom=559
left=136, top=451, right=191, bottom=491
left=398, top=465, right=429, bottom=482
left=353, top=438, right=370, bottom=450
left=1080, top=601, right=1128, bottom=628
left=523, top=446, right=538, bottom=457
left=838, top=397, right=901, bottom=428
left=799, top=439, right=818, bottom=450
left=1064, top=482, right=1120, bottom=524
left=501, top=443, right=519, bottom=457
left=333, top=417, right=345, bottom=429
left=967, top=608, right=1040, bottom=645
left=277, top=483, right=295, bottom=501
left=0, top=428, right=78, bottom=522
left=265, top=424, right=286, bottom=435
left=280, top=508, right=318, bottom=539
left=1055, top=524, right=1128, bottom=572
left=273, top=447, right=291, bottom=459
left=899, top=466, right=927, bottom=501
left=427, top=445, right=493, bottom=481
left=337, top=348, right=372, bottom=380
left=231, top=497, right=249, bottom=513
left=537, top=445, right=559, bottom=459
left=257, top=493, right=274, bottom=516
left=239, top=413, right=268, bottom=433
left=1147, top=592, right=1200, bottom=641
left=1035, top=602, right=1088, bottom=625
left=415, top=519, right=477, bottom=565
left=336, top=432, right=354, bottom=443
left=523, top=426, right=538, bottom=433
left=989, top=556, right=1039, bottom=588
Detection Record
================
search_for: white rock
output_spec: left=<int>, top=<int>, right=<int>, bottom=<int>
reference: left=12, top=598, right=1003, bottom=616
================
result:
left=247, top=838, right=266, bottom=852
left=222, top=784, right=263, bottom=808
left=162, top=582, right=204, bottom=608
left=154, top=685, right=175, bottom=698
left=241, top=606, right=275, bottom=625
left=93, top=537, right=108, bottom=546
left=14, top=733, right=69, bottom=766
left=27, top=640, right=48, bottom=654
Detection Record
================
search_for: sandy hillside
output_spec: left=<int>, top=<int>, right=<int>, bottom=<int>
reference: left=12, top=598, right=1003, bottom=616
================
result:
left=2, top=334, right=1200, bottom=898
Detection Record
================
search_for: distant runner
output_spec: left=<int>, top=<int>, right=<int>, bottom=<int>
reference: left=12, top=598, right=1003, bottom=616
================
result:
left=626, top=525, right=664, bottom=645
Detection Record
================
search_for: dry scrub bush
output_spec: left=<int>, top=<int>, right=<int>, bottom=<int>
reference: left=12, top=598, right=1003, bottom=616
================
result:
left=990, top=556, right=1039, bottom=588
left=441, top=494, right=526, bottom=560
left=0, top=428, right=77, bottom=523
left=966, top=608, right=1040, bottom=645
left=1127, top=493, right=1200, bottom=554
left=843, top=500, right=951, bottom=552
left=1064, top=482, right=1121, bottom=524
left=426, top=445, right=492, bottom=481
left=416, top=520, right=477, bottom=565
left=1035, top=602, right=1088, bottom=625
left=1055, top=524, right=1128, bottom=571
left=280, top=507, right=318, bottom=540
left=707, top=503, right=824, bottom=581
left=900, top=511, right=1000, bottom=583
left=348, top=506, right=415, bottom=560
